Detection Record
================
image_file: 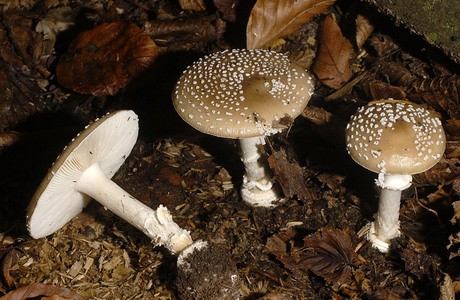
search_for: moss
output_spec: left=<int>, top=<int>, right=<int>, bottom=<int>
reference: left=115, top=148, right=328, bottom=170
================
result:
left=371, top=0, right=460, bottom=62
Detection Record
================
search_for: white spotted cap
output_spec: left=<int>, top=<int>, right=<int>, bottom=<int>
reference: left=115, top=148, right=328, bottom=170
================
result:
left=172, top=49, right=314, bottom=138
left=345, top=100, right=446, bottom=174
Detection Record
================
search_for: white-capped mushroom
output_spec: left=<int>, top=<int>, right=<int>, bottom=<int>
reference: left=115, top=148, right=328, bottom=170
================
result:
left=27, top=110, right=241, bottom=299
left=173, top=49, right=314, bottom=207
left=27, top=110, right=192, bottom=254
left=345, top=100, right=446, bottom=252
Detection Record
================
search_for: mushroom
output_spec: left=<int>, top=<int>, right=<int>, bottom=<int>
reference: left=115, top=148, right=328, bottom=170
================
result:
left=27, top=110, right=192, bottom=254
left=345, top=100, right=446, bottom=252
left=27, top=110, right=240, bottom=299
left=172, top=49, right=314, bottom=207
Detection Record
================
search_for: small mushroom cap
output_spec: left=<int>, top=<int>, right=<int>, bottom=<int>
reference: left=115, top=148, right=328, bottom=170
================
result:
left=345, top=100, right=446, bottom=174
left=27, top=110, right=139, bottom=239
left=172, top=49, right=314, bottom=138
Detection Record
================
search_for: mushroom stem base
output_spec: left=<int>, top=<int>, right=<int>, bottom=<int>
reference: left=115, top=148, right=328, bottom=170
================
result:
left=76, top=162, right=193, bottom=254
left=241, top=175, right=281, bottom=207
left=368, top=174, right=411, bottom=252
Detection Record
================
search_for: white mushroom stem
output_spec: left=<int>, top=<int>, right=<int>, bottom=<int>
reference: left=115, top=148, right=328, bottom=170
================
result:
left=368, top=173, right=412, bottom=252
left=239, top=136, right=279, bottom=207
left=75, top=162, right=193, bottom=255
left=240, top=136, right=269, bottom=182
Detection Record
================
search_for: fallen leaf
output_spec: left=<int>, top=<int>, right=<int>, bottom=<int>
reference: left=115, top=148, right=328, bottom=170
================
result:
left=412, top=157, right=460, bottom=186
left=267, top=147, right=315, bottom=202
left=246, top=0, right=335, bottom=49
left=0, top=283, right=86, bottom=300
left=312, top=16, right=353, bottom=89
left=56, top=21, right=158, bottom=96
left=401, top=248, right=441, bottom=282
left=1, top=249, right=21, bottom=287
left=447, top=232, right=460, bottom=260
left=450, top=201, right=460, bottom=225
left=300, top=105, right=332, bottom=125
left=408, top=76, right=460, bottom=119
left=361, top=79, right=407, bottom=100
left=178, top=0, right=206, bottom=11
left=143, top=14, right=226, bottom=51
left=213, top=0, right=240, bottom=22
left=355, top=14, right=374, bottom=49
left=439, top=273, right=455, bottom=300
left=267, top=228, right=357, bottom=289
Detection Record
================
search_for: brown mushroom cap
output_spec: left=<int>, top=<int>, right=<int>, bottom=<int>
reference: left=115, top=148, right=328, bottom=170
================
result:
left=172, top=49, right=314, bottom=138
left=345, top=100, right=446, bottom=174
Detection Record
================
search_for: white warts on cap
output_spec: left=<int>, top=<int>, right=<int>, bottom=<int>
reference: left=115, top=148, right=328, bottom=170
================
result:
left=345, top=100, right=446, bottom=175
left=172, top=49, right=314, bottom=138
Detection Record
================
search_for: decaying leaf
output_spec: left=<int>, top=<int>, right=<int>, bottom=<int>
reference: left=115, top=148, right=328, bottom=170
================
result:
left=447, top=232, right=460, bottom=260
left=267, top=148, right=314, bottom=202
left=213, top=0, right=240, bottom=22
left=56, top=21, right=158, bottom=96
left=412, top=157, right=460, bottom=186
left=408, top=76, right=460, bottom=119
left=0, top=282, right=86, bottom=300
left=143, top=14, right=226, bottom=51
left=312, top=16, right=353, bottom=89
left=0, top=10, right=52, bottom=129
left=266, top=228, right=357, bottom=289
left=246, top=0, right=335, bottom=49
left=439, top=273, right=455, bottom=300
left=401, top=248, right=441, bottom=282
left=355, top=14, right=374, bottom=49
left=300, top=105, right=332, bottom=125
left=361, top=78, right=407, bottom=101
left=178, top=0, right=206, bottom=12
left=1, top=249, right=22, bottom=287
left=451, top=201, right=460, bottom=225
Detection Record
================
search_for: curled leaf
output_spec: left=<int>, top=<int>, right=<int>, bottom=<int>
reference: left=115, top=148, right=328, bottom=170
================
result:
left=246, top=0, right=335, bottom=49
left=312, top=16, right=353, bottom=89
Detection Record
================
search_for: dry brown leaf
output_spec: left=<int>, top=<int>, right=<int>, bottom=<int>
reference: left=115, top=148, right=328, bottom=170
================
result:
left=412, top=157, right=460, bottom=186
left=267, top=228, right=357, bottom=289
left=355, top=14, right=374, bottom=49
left=401, top=248, right=441, bottom=282
left=1, top=249, right=21, bottom=287
left=312, top=16, right=353, bottom=89
left=246, top=0, right=335, bottom=49
left=56, top=21, right=158, bottom=96
left=408, top=76, right=460, bottom=119
left=143, top=14, right=226, bottom=51
left=361, top=79, right=406, bottom=101
left=178, top=0, right=206, bottom=11
left=300, top=105, right=332, bottom=125
left=447, top=232, right=460, bottom=260
left=213, top=0, right=240, bottom=22
left=451, top=201, right=460, bottom=225
left=439, top=273, right=455, bottom=300
left=0, top=283, right=86, bottom=300
left=267, top=147, right=314, bottom=202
